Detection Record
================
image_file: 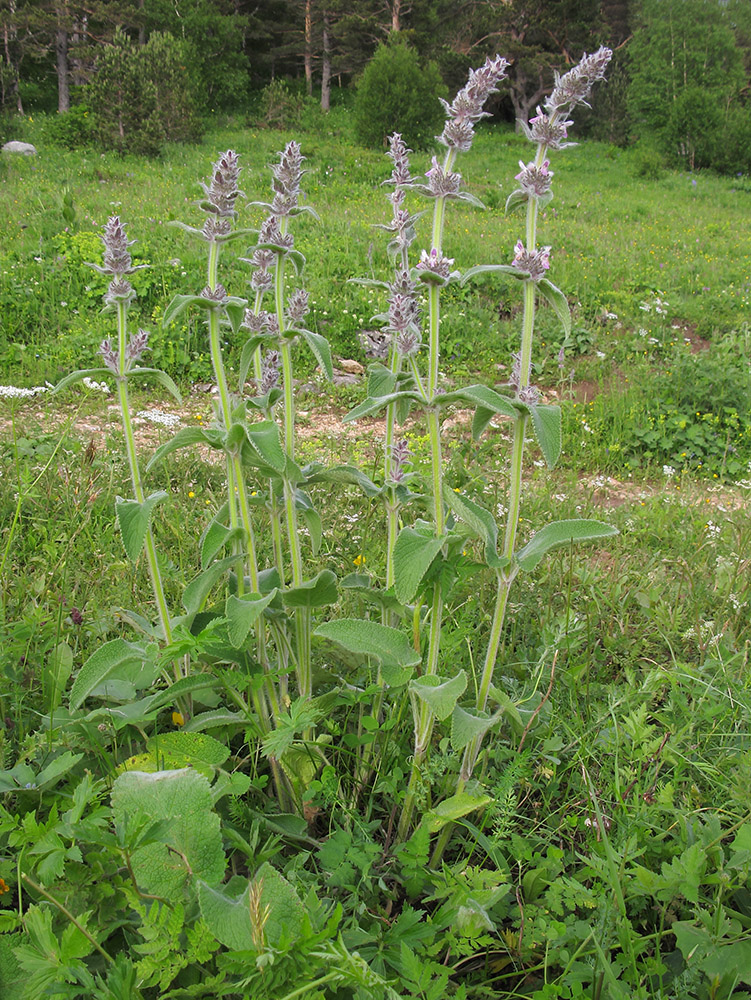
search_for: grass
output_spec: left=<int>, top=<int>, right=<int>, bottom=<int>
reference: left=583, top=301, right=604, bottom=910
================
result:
left=1, top=112, right=751, bottom=998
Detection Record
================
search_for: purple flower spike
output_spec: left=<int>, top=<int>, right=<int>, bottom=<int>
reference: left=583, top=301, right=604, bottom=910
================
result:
left=426, top=157, right=462, bottom=198
left=545, top=47, right=613, bottom=115
left=438, top=54, right=509, bottom=151
left=525, top=109, right=574, bottom=150
left=202, top=150, right=241, bottom=219
left=98, top=338, right=119, bottom=374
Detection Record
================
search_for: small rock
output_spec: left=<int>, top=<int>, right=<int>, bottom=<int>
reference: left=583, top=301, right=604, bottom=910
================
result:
left=332, top=372, right=360, bottom=386
left=2, top=141, right=36, bottom=155
left=337, top=358, right=365, bottom=375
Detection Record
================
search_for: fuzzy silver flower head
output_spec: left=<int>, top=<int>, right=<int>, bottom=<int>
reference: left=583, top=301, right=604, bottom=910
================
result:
left=515, top=160, right=553, bottom=198
left=201, top=150, right=241, bottom=219
left=270, top=141, right=305, bottom=216
left=512, top=240, right=551, bottom=281
left=258, top=215, right=294, bottom=252
left=525, top=108, right=574, bottom=150
left=416, top=247, right=455, bottom=283
left=438, top=55, right=509, bottom=151
left=545, top=47, right=613, bottom=115
left=395, top=328, right=422, bottom=357
left=242, top=310, right=272, bottom=334
left=390, top=438, right=411, bottom=483
left=126, top=328, right=150, bottom=362
left=260, top=349, right=281, bottom=393
left=100, top=216, right=135, bottom=276
left=200, top=283, right=229, bottom=305
left=518, top=384, right=541, bottom=405
left=387, top=133, right=413, bottom=185
left=104, top=277, right=135, bottom=307
left=426, top=157, right=462, bottom=198
left=388, top=291, right=420, bottom=334
left=286, top=289, right=310, bottom=326
left=98, top=338, right=119, bottom=374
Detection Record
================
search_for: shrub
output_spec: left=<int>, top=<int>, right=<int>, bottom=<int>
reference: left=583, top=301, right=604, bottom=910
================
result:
left=353, top=37, right=447, bottom=150
left=257, top=78, right=303, bottom=129
left=87, top=28, right=202, bottom=156
left=45, top=104, right=96, bottom=150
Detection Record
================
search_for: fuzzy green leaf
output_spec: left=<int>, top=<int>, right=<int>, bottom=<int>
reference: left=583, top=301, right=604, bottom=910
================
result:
left=225, top=591, right=277, bottom=647
left=393, top=527, right=445, bottom=604
left=344, top=390, right=424, bottom=423
left=147, top=427, right=220, bottom=472
left=409, top=671, right=467, bottom=721
left=461, top=263, right=524, bottom=284
left=299, top=330, right=333, bottom=380
left=537, top=278, right=571, bottom=337
left=443, top=488, right=509, bottom=570
left=450, top=706, right=498, bottom=752
left=70, top=638, right=156, bottom=709
left=111, top=769, right=225, bottom=897
left=115, top=491, right=168, bottom=562
left=515, top=519, right=618, bottom=572
left=244, top=420, right=286, bottom=473
left=200, top=512, right=243, bottom=570
left=163, top=294, right=214, bottom=327
left=525, top=403, right=562, bottom=469
left=505, top=188, right=528, bottom=214
left=315, top=619, right=421, bottom=669
left=182, top=555, right=241, bottom=615
left=441, top=384, right=518, bottom=419
left=282, top=570, right=338, bottom=609
left=303, top=465, right=381, bottom=498
left=126, top=367, right=182, bottom=403
left=51, top=367, right=113, bottom=395
left=145, top=732, right=230, bottom=772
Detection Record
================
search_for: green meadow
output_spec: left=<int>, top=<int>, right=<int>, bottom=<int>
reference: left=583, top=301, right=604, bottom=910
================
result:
left=0, top=112, right=750, bottom=998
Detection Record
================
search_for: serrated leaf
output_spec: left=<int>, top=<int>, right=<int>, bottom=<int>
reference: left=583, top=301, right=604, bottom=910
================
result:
left=238, top=334, right=268, bottom=389
left=537, top=278, right=571, bottom=337
left=315, top=619, right=420, bottom=669
left=515, top=519, right=618, bottom=572
left=443, top=488, right=509, bottom=569
left=111, top=769, right=225, bottom=897
left=409, top=671, right=467, bottom=721
left=526, top=402, right=562, bottom=469
left=184, top=709, right=246, bottom=733
left=299, top=330, right=333, bottom=380
left=367, top=363, right=397, bottom=398
left=282, top=570, right=337, bottom=609
left=303, top=465, right=381, bottom=498
left=225, top=300, right=247, bottom=335
left=201, top=517, right=243, bottom=570
left=441, top=384, right=518, bottom=419
left=70, top=638, right=155, bottom=709
left=393, top=527, right=444, bottom=604
left=344, top=390, right=424, bottom=423
left=115, top=491, right=168, bottom=562
left=461, top=263, right=524, bottom=285
left=426, top=790, right=494, bottom=832
left=244, top=420, right=285, bottom=473
left=225, top=591, right=277, bottom=647
left=182, top=555, right=241, bottom=615
left=148, top=674, right=221, bottom=712
left=163, top=294, right=213, bottom=327
left=450, top=706, right=498, bottom=751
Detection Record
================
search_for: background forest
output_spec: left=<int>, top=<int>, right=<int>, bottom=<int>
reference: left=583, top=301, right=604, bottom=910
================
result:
left=2, top=0, right=751, bottom=173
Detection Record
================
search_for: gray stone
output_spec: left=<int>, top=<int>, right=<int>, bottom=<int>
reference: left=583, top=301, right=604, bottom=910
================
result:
left=2, top=141, right=37, bottom=155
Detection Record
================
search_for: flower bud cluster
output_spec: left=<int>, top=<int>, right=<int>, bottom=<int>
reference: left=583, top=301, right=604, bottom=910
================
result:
left=380, top=134, right=419, bottom=259
left=201, top=151, right=241, bottom=219
left=92, top=216, right=147, bottom=304
left=426, top=157, right=462, bottom=198
left=258, top=216, right=294, bottom=253
left=243, top=247, right=275, bottom=293
left=98, top=328, right=150, bottom=374
left=511, top=240, right=551, bottom=282
left=545, top=47, right=613, bottom=115
left=416, top=247, right=455, bottom=282
left=390, top=438, right=411, bottom=483
left=270, top=141, right=305, bottom=216
left=260, top=349, right=281, bottom=393
left=515, top=160, right=553, bottom=198
left=384, top=270, right=421, bottom=357
left=438, top=55, right=509, bottom=152
left=200, top=283, right=229, bottom=305
left=286, top=289, right=310, bottom=326
left=525, top=109, right=574, bottom=150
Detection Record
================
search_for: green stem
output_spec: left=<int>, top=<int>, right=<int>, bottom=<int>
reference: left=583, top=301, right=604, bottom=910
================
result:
left=116, top=301, right=173, bottom=649
left=21, top=873, right=114, bottom=965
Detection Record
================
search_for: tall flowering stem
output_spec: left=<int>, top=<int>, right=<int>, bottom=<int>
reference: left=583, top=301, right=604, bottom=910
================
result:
left=96, top=220, right=174, bottom=655
left=397, top=56, right=509, bottom=840
left=425, top=48, right=613, bottom=863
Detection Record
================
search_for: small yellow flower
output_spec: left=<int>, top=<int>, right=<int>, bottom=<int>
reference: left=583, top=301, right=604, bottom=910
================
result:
left=0, top=878, right=9, bottom=896
left=188, top=491, right=195, bottom=498
left=353, top=554, right=365, bottom=566
left=453, top=487, right=461, bottom=493
left=205, top=499, right=211, bottom=505
left=172, top=711, right=185, bottom=726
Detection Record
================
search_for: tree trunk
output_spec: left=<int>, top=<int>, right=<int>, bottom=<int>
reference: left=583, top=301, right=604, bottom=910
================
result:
left=2, top=4, right=24, bottom=115
left=56, top=27, right=70, bottom=112
left=321, top=9, right=330, bottom=112
left=304, top=0, right=313, bottom=97
left=391, top=0, right=401, bottom=33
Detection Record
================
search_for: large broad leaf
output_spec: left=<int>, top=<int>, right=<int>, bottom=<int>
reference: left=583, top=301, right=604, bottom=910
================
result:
left=197, top=862, right=305, bottom=951
left=409, top=671, right=467, bottom=721
left=344, top=390, right=424, bottom=423
left=148, top=674, right=222, bottom=712
left=515, top=519, right=618, bottom=572
left=425, top=790, right=494, bottom=833
left=70, top=638, right=157, bottom=709
left=537, top=278, right=571, bottom=338
left=443, top=488, right=509, bottom=570
left=201, top=520, right=243, bottom=570
left=111, top=768, right=225, bottom=898
left=162, top=293, right=222, bottom=327
left=115, top=491, right=168, bottom=562
left=145, top=731, right=230, bottom=774
left=182, top=555, right=241, bottom=615
left=461, top=263, right=524, bottom=285
left=393, top=526, right=444, bottom=604
left=52, top=367, right=113, bottom=395
left=299, top=329, right=333, bottom=380
left=315, top=619, right=421, bottom=669
left=367, top=363, right=397, bottom=398
left=225, top=591, right=277, bottom=647
left=525, top=403, right=562, bottom=469
left=281, top=570, right=338, bottom=609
